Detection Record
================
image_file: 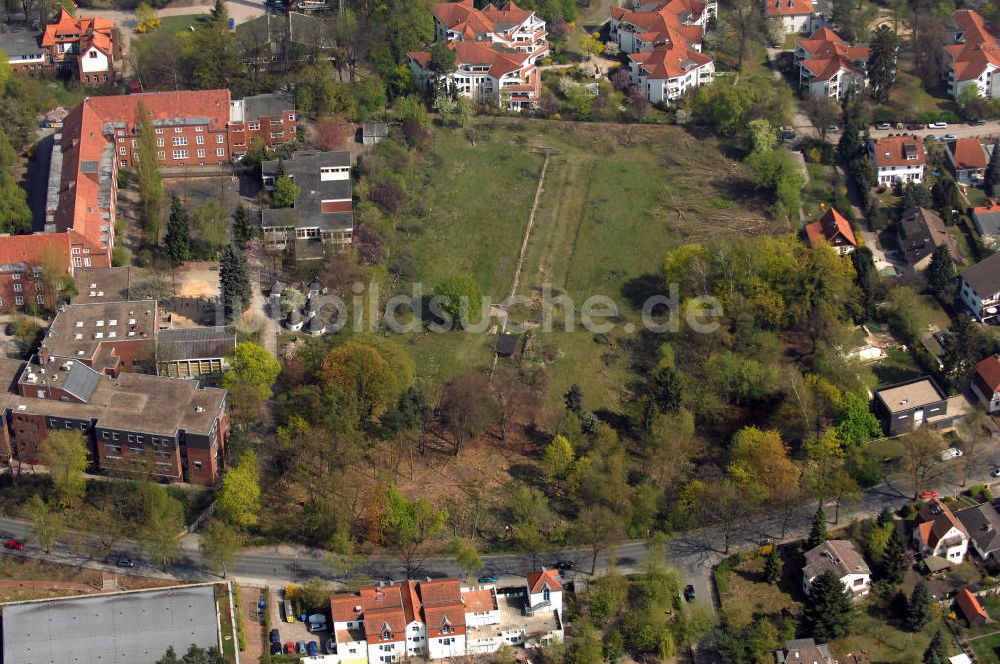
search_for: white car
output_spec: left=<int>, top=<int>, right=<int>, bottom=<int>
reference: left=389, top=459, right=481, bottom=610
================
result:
left=942, top=447, right=964, bottom=461
left=991, top=467, right=1000, bottom=478
left=928, top=121, right=948, bottom=129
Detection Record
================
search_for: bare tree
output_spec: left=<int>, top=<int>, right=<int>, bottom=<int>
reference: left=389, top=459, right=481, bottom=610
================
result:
left=899, top=427, right=946, bottom=499
left=959, top=405, right=991, bottom=487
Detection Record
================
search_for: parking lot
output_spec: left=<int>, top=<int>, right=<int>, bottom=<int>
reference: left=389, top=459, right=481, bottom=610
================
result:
left=267, top=586, right=333, bottom=656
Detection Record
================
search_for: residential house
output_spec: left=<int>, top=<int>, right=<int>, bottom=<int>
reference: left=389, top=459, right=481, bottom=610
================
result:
left=959, top=252, right=1000, bottom=321
left=794, top=28, right=869, bottom=99
left=945, top=10, right=1000, bottom=101
left=156, top=327, right=237, bottom=379
left=329, top=575, right=563, bottom=662
left=802, top=540, right=871, bottom=598
left=0, top=8, right=119, bottom=83
left=409, top=1, right=548, bottom=111
left=896, top=206, right=957, bottom=271
left=41, top=7, right=118, bottom=84
left=957, top=502, right=1000, bottom=560
left=972, top=199, right=1000, bottom=248
left=802, top=207, right=857, bottom=255
left=765, top=0, right=825, bottom=35
left=972, top=355, right=1000, bottom=413
left=626, top=43, right=714, bottom=104
left=869, top=135, right=926, bottom=185
left=609, top=0, right=715, bottom=55
left=261, top=150, right=354, bottom=257
left=774, top=638, right=834, bottom=664
left=914, top=498, right=970, bottom=564
left=947, top=138, right=989, bottom=184
left=956, top=587, right=989, bottom=627
left=0, top=356, right=229, bottom=485
left=872, top=377, right=948, bottom=436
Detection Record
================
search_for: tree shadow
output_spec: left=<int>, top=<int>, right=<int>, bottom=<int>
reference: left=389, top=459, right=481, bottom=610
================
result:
left=620, top=273, right=665, bottom=311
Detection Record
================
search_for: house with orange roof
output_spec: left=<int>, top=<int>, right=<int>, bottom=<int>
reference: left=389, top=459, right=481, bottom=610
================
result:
left=956, top=588, right=989, bottom=627
left=627, top=39, right=715, bottom=103
left=914, top=498, right=970, bottom=565
left=972, top=355, right=1000, bottom=412
left=610, top=0, right=715, bottom=55
left=432, top=0, right=548, bottom=61
left=947, top=138, right=989, bottom=184
left=802, top=207, right=857, bottom=255
left=765, top=0, right=826, bottom=34
left=869, top=135, right=926, bottom=186
left=795, top=28, right=869, bottom=99
left=945, top=10, right=1000, bottom=101
left=41, top=7, right=119, bottom=84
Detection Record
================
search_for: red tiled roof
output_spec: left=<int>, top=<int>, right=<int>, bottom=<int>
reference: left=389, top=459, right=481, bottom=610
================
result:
left=765, top=0, right=815, bottom=17
left=424, top=603, right=467, bottom=638
left=917, top=498, right=970, bottom=547
left=614, top=0, right=707, bottom=49
left=870, top=135, right=926, bottom=168
left=433, top=0, right=534, bottom=39
left=42, top=8, right=115, bottom=50
left=363, top=607, right=408, bottom=644
left=948, top=10, right=1000, bottom=82
left=629, top=42, right=712, bottom=79
left=85, top=90, right=231, bottom=130
left=804, top=207, right=857, bottom=249
left=949, top=138, right=988, bottom=170
left=527, top=569, right=562, bottom=593
left=418, top=579, right=463, bottom=605
left=796, top=28, right=869, bottom=82
left=330, top=585, right=404, bottom=623
left=0, top=234, right=72, bottom=273
left=975, top=355, right=1000, bottom=393
left=461, top=588, right=496, bottom=613
left=957, top=587, right=988, bottom=622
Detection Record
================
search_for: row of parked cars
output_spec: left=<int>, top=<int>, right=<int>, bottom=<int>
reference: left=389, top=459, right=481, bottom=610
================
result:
left=268, top=629, right=335, bottom=657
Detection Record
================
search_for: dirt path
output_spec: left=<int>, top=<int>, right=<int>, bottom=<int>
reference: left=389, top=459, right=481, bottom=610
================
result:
left=505, top=151, right=553, bottom=314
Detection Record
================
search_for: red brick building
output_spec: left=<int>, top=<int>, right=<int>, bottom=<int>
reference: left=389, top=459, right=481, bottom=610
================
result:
left=0, top=356, right=229, bottom=485
left=39, top=300, right=159, bottom=376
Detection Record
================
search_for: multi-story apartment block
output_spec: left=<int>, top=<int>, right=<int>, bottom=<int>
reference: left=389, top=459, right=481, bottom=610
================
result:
left=795, top=28, right=869, bottom=99
left=228, top=92, right=298, bottom=160
left=0, top=7, right=119, bottom=84
left=765, top=0, right=826, bottom=35
left=0, top=355, right=229, bottom=485
left=945, top=10, right=1000, bottom=101
left=329, top=572, right=563, bottom=662
left=868, top=135, right=926, bottom=186
left=408, top=1, right=547, bottom=110
left=261, top=150, right=354, bottom=255
left=610, top=0, right=716, bottom=55
left=626, top=42, right=715, bottom=103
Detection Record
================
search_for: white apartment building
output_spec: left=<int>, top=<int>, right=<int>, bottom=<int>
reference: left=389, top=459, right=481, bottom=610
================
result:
left=627, top=44, right=715, bottom=104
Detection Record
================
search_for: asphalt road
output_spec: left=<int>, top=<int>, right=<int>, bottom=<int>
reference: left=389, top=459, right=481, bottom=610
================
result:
left=3, top=454, right=1000, bottom=609
left=867, top=121, right=1000, bottom=142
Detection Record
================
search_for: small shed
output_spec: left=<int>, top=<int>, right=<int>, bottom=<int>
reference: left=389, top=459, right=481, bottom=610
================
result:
left=494, top=333, right=519, bottom=358
left=950, top=655, right=973, bottom=664
left=363, top=123, right=388, bottom=145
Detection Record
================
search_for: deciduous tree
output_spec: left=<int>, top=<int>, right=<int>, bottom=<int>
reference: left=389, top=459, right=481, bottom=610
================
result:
left=987, top=139, right=1000, bottom=198
left=200, top=518, right=241, bottom=578
left=576, top=504, right=623, bottom=575
left=900, top=427, right=946, bottom=499
left=135, top=103, right=164, bottom=245
left=382, top=485, right=446, bottom=577
left=432, top=275, right=484, bottom=329
left=319, top=340, right=396, bottom=423
left=139, top=485, right=184, bottom=569
left=217, top=450, right=261, bottom=529
left=543, top=435, right=575, bottom=480
left=221, top=342, right=281, bottom=402
left=25, top=493, right=62, bottom=553
left=450, top=538, right=482, bottom=579
left=441, top=371, right=497, bottom=454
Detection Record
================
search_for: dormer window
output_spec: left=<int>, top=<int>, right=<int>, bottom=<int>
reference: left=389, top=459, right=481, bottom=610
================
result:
left=382, top=630, right=391, bottom=640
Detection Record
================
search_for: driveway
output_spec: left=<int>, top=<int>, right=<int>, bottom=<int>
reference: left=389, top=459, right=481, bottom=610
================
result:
left=868, top=122, right=1000, bottom=142
left=83, top=0, right=266, bottom=50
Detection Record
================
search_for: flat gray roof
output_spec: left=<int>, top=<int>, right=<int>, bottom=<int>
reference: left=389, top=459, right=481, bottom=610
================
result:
left=1, top=585, right=220, bottom=664
left=876, top=378, right=945, bottom=413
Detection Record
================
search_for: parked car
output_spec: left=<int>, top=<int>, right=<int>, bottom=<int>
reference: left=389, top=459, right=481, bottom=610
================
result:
left=826, top=125, right=839, bottom=133
left=553, top=560, right=576, bottom=571
left=307, top=641, right=319, bottom=656
left=3, top=539, right=24, bottom=551
left=875, top=122, right=892, bottom=130
left=907, top=123, right=925, bottom=130
left=269, top=629, right=281, bottom=645
left=683, top=585, right=696, bottom=602
left=928, top=121, right=949, bottom=129
left=942, top=133, right=959, bottom=141
left=284, top=642, right=296, bottom=655
left=269, top=643, right=282, bottom=656
left=116, top=557, right=136, bottom=568
left=781, top=128, right=796, bottom=140
left=326, top=639, right=337, bottom=655
left=991, top=467, right=1000, bottom=478
left=942, top=447, right=964, bottom=461
left=971, top=118, right=987, bottom=126
left=308, top=614, right=327, bottom=633
left=297, top=641, right=307, bottom=654
left=478, top=575, right=499, bottom=584
left=919, top=489, right=939, bottom=499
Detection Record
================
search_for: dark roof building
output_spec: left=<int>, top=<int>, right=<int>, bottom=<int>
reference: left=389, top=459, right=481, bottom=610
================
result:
left=960, top=252, right=1000, bottom=321
left=0, top=584, right=222, bottom=664
left=261, top=150, right=354, bottom=257
left=40, top=300, right=158, bottom=376
left=957, top=502, right=1000, bottom=559
left=70, top=266, right=132, bottom=304
left=872, top=377, right=948, bottom=436
left=774, top=638, right=834, bottom=664
left=897, top=206, right=957, bottom=271
left=157, top=326, right=237, bottom=379
left=972, top=199, right=1000, bottom=241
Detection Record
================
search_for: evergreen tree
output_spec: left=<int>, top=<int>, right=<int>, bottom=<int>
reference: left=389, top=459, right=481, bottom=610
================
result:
left=764, top=546, right=782, bottom=584
left=986, top=140, right=1000, bottom=198
left=882, top=525, right=908, bottom=584
left=923, top=629, right=947, bottom=664
left=209, top=0, right=227, bottom=22
left=866, top=25, right=900, bottom=103
left=941, top=314, right=987, bottom=390
left=838, top=116, right=863, bottom=160
left=808, top=504, right=828, bottom=549
left=803, top=570, right=853, bottom=641
left=564, top=384, right=583, bottom=416
left=232, top=203, right=253, bottom=248
left=219, top=243, right=251, bottom=319
left=926, top=244, right=956, bottom=301
left=851, top=246, right=881, bottom=321
left=164, top=195, right=191, bottom=264
left=906, top=581, right=933, bottom=631
left=876, top=505, right=895, bottom=528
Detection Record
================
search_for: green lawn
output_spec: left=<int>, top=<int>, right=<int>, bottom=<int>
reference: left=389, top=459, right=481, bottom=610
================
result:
left=385, top=120, right=773, bottom=411
left=970, top=632, right=1000, bottom=664
left=873, top=347, right=923, bottom=387
left=832, top=614, right=951, bottom=664
left=152, top=14, right=206, bottom=37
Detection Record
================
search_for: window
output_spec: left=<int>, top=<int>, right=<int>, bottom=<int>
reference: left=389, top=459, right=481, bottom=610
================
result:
left=172, top=136, right=187, bottom=146
left=248, top=122, right=260, bottom=130
left=174, top=127, right=183, bottom=133
left=155, top=128, right=163, bottom=135
left=104, top=444, right=121, bottom=453
left=13, top=283, right=22, bottom=293
left=136, top=435, right=144, bottom=443
left=127, top=434, right=135, bottom=443
left=157, top=151, right=165, bottom=160
left=72, top=247, right=81, bottom=255
left=34, top=283, right=42, bottom=292
left=197, top=149, right=205, bottom=158
left=73, top=257, right=82, bottom=267
left=15, top=296, right=23, bottom=306
left=542, top=587, right=550, bottom=602
left=102, top=431, right=109, bottom=439
left=12, top=273, right=19, bottom=280
left=195, top=126, right=204, bottom=132
left=156, top=138, right=164, bottom=147
left=89, top=50, right=97, bottom=58
left=172, top=150, right=189, bottom=160
left=216, top=134, right=225, bottom=144
left=288, top=113, right=295, bottom=121
left=441, top=639, right=452, bottom=646
left=217, top=148, right=226, bottom=157
left=194, top=135, right=204, bottom=145
left=194, top=461, right=202, bottom=469
left=120, top=160, right=127, bottom=167
left=84, top=258, right=91, bottom=267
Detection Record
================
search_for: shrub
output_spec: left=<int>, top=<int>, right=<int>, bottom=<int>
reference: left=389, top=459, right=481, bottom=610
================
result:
left=371, top=180, right=405, bottom=216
